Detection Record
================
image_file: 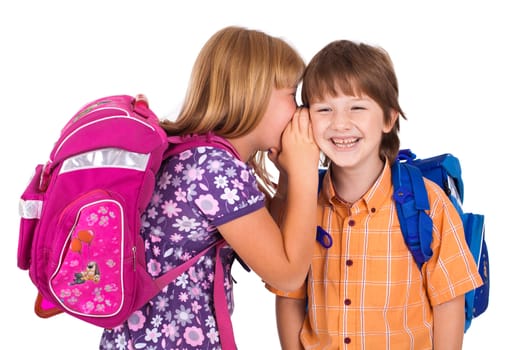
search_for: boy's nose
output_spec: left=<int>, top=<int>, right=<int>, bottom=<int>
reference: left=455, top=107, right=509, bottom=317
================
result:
left=332, top=111, right=354, bottom=130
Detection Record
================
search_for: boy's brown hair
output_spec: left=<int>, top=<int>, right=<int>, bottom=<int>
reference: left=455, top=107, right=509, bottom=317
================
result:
left=301, top=40, right=405, bottom=165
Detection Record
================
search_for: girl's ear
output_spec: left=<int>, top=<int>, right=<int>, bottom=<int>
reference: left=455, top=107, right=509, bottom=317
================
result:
left=383, top=109, right=399, bottom=133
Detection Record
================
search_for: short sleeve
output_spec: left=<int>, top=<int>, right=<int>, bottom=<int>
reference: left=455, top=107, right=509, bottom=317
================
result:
left=423, top=180, right=483, bottom=306
left=169, top=146, right=266, bottom=227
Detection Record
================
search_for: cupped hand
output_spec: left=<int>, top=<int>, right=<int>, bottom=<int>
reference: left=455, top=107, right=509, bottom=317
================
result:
left=268, top=107, right=319, bottom=181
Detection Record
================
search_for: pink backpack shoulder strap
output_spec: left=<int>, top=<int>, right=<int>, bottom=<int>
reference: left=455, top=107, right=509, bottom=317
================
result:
left=164, top=132, right=240, bottom=160
left=159, top=131, right=238, bottom=348
left=152, top=239, right=236, bottom=349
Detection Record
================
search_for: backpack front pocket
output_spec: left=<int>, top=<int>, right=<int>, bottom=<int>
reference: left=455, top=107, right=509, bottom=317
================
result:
left=49, top=190, right=126, bottom=318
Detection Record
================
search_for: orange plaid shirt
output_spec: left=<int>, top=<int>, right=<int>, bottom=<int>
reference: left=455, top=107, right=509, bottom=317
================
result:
left=269, top=163, right=483, bottom=349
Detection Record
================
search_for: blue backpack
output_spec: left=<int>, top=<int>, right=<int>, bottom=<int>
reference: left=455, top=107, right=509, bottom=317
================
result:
left=317, top=149, right=489, bottom=332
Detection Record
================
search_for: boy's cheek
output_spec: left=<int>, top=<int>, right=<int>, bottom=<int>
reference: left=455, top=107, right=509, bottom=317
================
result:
left=310, top=124, right=324, bottom=143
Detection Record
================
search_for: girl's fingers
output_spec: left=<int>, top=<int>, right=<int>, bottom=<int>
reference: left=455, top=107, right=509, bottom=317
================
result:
left=297, top=107, right=307, bottom=133
left=294, top=107, right=312, bottom=140
left=289, top=106, right=308, bottom=135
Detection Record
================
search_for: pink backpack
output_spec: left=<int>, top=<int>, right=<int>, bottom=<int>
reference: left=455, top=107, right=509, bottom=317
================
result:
left=17, top=95, right=237, bottom=349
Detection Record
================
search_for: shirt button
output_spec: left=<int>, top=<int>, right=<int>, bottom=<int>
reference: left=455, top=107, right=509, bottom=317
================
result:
left=348, top=219, right=355, bottom=226
left=346, top=259, right=353, bottom=266
left=371, top=207, right=376, bottom=213
left=344, top=299, right=351, bottom=306
left=344, top=337, right=351, bottom=344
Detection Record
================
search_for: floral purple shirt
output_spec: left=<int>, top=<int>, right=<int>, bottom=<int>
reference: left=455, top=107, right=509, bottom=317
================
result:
left=100, top=144, right=265, bottom=350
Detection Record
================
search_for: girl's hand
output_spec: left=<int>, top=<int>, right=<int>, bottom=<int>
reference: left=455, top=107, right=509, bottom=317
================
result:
left=268, top=107, right=319, bottom=179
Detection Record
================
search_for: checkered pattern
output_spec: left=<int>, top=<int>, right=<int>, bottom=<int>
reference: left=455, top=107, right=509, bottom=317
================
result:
left=269, top=163, right=482, bottom=349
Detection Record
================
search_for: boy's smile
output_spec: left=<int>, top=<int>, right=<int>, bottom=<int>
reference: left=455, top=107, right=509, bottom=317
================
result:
left=309, top=93, right=388, bottom=169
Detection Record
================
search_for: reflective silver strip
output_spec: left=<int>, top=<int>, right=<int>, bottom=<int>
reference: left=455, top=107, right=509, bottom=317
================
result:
left=447, top=175, right=463, bottom=209
left=60, top=148, right=150, bottom=174
left=19, top=199, right=43, bottom=219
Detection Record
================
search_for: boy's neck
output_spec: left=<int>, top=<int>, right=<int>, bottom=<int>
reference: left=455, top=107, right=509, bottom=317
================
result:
left=330, top=159, right=385, bottom=204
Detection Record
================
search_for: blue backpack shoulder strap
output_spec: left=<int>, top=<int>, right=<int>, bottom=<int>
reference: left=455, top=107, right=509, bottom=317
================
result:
left=391, top=154, right=434, bottom=270
left=316, top=168, right=333, bottom=248
left=318, top=168, right=327, bottom=193
left=320, top=160, right=435, bottom=269
left=406, top=152, right=465, bottom=205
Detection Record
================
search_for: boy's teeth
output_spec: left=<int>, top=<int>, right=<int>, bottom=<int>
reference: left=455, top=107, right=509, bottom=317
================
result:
left=333, top=138, right=357, bottom=145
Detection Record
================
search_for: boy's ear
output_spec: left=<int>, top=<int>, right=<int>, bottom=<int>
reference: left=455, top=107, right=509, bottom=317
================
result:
left=383, top=109, right=399, bottom=133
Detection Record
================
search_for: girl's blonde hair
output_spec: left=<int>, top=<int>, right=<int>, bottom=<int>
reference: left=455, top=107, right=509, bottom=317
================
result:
left=162, top=26, right=304, bottom=190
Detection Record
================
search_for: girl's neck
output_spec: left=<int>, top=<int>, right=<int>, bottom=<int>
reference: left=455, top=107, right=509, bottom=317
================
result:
left=225, top=136, right=253, bottom=163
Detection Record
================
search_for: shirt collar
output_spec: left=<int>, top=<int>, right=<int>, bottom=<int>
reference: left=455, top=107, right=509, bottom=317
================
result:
left=319, top=162, right=393, bottom=215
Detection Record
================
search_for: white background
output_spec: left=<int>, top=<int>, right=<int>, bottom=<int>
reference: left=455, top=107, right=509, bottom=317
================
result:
left=1, top=1, right=521, bottom=348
